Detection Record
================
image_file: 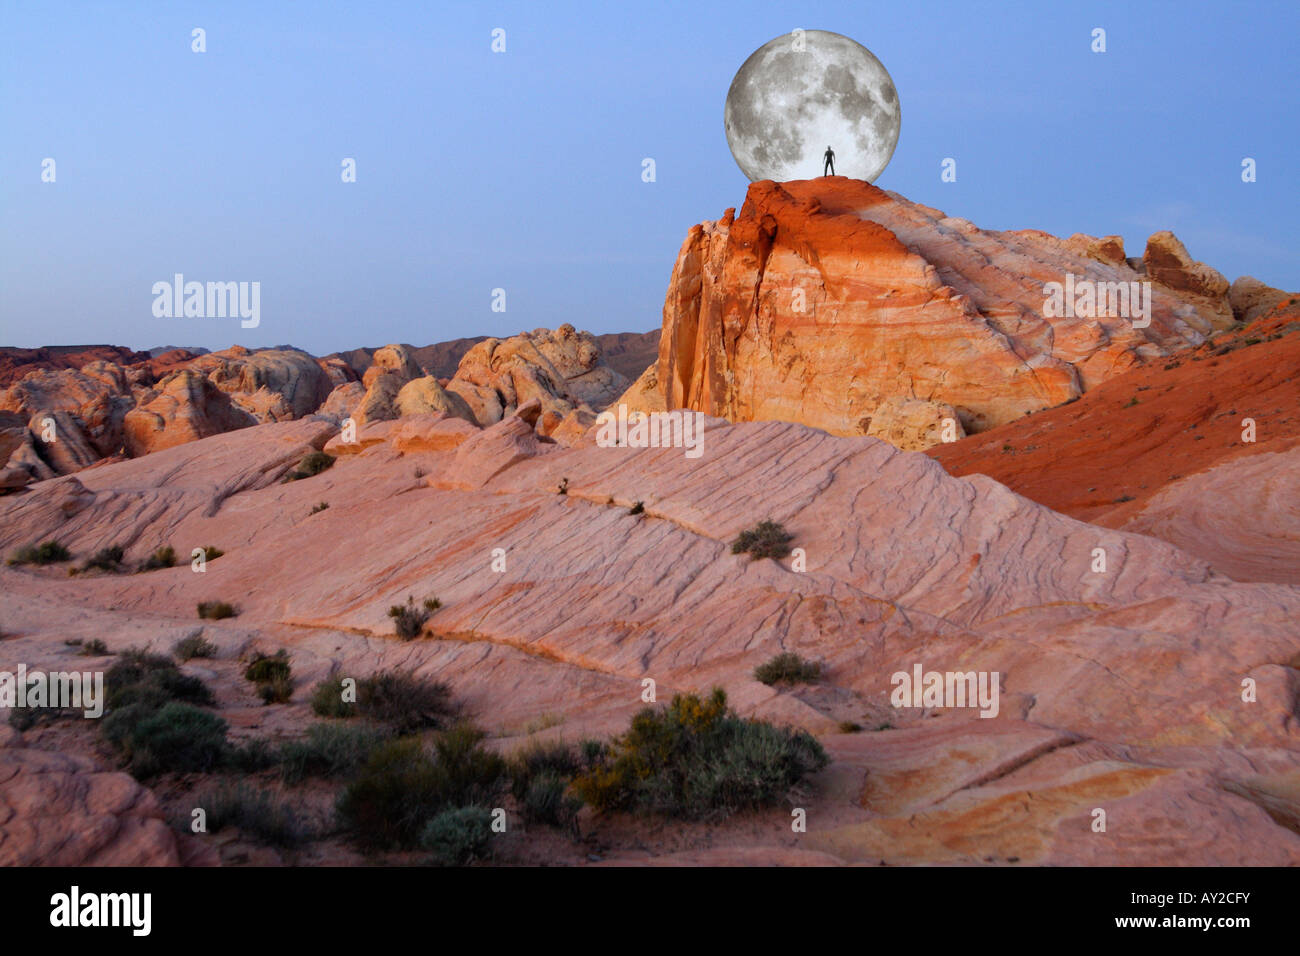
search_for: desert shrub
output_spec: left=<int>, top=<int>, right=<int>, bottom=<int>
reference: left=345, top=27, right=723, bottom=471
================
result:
left=387, top=595, right=441, bottom=640
left=420, top=807, right=494, bottom=866
left=199, top=545, right=223, bottom=561
left=278, top=723, right=393, bottom=783
left=838, top=721, right=863, bottom=734
left=336, top=726, right=505, bottom=850
left=197, top=601, right=237, bottom=620
left=507, top=739, right=581, bottom=802
left=174, top=634, right=216, bottom=661
left=138, top=545, right=176, bottom=571
left=556, top=477, right=568, bottom=495
left=105, top=701, right=228, bottom=778
left=731, top=520, right=794, bottom=561
left=521, top=774, right=582, bottom=831
left=284, top=450, right=335, bottom=482
left=356, top=669, right=455, bottom=732
left=105, top=650, right=215, bottom=710
left=310, top=502, right=329, bottom=515
left=244, top=650, right=290, bottom=683
left=310, top=676, right=358, bottom=718
left=753, top=652, right=822, bottom=686
left=8, top=540, right=71, bottom=566
left=198, top=782, right=306, bottom=847
left=225, top=737, right=278, bottom=773
left=258, top=676, right=293, bottom=704
left=81, top=545, right=125, bottom=572
left=8, top=704, right=78, bottom=731
left=628, top=501, right=644, bottom=515
left=572, top=688, right=827, bottom=819
left=78, top=638, right=111, bottom=656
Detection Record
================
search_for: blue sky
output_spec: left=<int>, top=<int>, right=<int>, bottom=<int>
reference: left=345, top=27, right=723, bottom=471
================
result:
left=2, top=0, right=1296, bottom=354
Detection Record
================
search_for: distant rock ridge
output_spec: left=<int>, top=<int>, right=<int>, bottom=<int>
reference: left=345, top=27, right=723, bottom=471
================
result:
left=0, top=326, right=634, bottom=490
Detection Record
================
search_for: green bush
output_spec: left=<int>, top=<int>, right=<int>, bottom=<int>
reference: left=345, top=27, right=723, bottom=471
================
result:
left=753, top=652, right=822, bottom=686
left=198, top=782, right=306, bottom=847
left=174, top=634, right=216, bottom=661
left=197, top=601, right=237, bottom=620
left=79, top=638, right=111, bottom=656
left=731, top=520, right=794, bottom=561
left=356, top=669, right=455, bottom=733
left=105, top=701, right=228, bottom=778
left=81, top=545, right=125, bottom=572
left=336, top=726, right=505, bottom=850
left=8, top=540, right=71, bottom=566
left=258, top=676, right=293, bottom=704
left=137, top=545, right=176, bottom=571
left=420, top=807, right=494, bottom=866
left=387, top=595, right=441, bottom=640
left=278, top=723, right=393, bottom=783
left=244, top=650, right=290, bottom=683
left=284, top=450, right=336, bottom=481
left=310, top=676, right=357, bottom=718
left=572, top=688, right=827, bottom=819
left=106, top=650, right=215, bottom=710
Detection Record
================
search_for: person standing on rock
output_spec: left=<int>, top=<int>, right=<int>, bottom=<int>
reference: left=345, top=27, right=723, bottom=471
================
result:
left=823, top=146, right=835, bottom=176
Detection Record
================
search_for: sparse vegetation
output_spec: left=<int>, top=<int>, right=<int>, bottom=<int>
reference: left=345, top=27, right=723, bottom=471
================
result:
left=731, top=520, right=794, bottom=561
left=628, top=501, right=644, bottom=515
left=81, top=545, right=125, bottom=573
left=258, top=676, right=294, bottom=704
left=197, top=601, right=237, bottom=620
left=753, top=651, right=822, bottom=686
left=571, top=688, right=827, bottom=819
left=199, top=545, right=223, bottom=562
left=556, top=477, right=569, bottom=495
left=137, top=545, right=176, bottom=571
left=243, top=651, right=292, bottom=704
left=174, top=634, right=217, bottom=661
left=310, top=676, right=358, bottom=718
left=388, top=595, right=441, bottom=640
left=277, top=723, right=393, bottom=783
left=284, top=450, right=336, bottom=482
left=197, top=782, right=307, bottom=847
left=1124, top=396, right=1140, bottom=408
left=310, top=501, right=330, bottom=515
left=78, top=638, right=110, bottom=657
left=356, top=669, right=456, bottom=733
left=8, top=540, right=71, bottom=566
left=838, top=721, right=863, bottom=734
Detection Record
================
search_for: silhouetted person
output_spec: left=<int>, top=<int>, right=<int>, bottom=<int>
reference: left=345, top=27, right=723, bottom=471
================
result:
left=823, top=146, right=835, bottom=176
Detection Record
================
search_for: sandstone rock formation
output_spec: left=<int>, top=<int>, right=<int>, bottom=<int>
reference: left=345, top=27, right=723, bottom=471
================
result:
left=626, top=177, right=1248, bottom=449
left=123, top=369, right=257, bottom=455
left=0, top=328, right=628, bottom=488
left=928, top=303, right=1300, bottom=582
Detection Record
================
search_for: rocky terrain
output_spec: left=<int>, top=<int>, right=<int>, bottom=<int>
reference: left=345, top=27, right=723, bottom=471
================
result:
left=621, top=177, right=1281, bottom=450
left=1, top=179, right=1296, bottom=867
left=0, top=326, right=641, bottom=492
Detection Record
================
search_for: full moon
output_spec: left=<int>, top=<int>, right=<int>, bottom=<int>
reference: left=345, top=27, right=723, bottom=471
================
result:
left=724, top=30, right=901, bottom=183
